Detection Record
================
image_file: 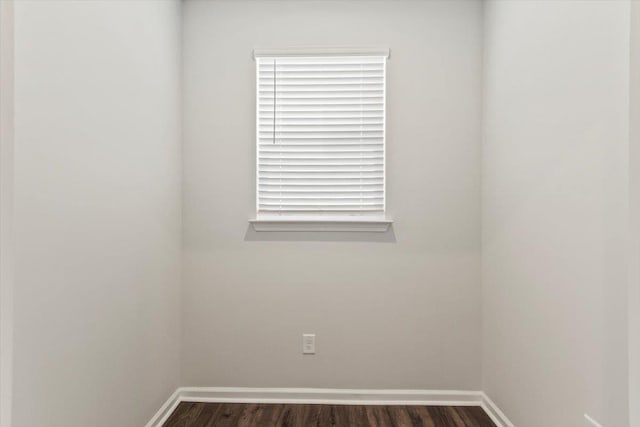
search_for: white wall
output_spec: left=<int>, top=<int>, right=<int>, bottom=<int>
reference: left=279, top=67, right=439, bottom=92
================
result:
left=12, top=1, right=182, bottom=426
left=0, top=2, right=14, bottom=426
left=182, top=0, right=483, bottom=390
left=482, top=1, right=630, bottom=426
left=630, top=2, right=640, bottom=425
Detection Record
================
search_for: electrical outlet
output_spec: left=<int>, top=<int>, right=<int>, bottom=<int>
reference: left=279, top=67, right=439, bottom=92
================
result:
left=584, top=414, right=603, bottom=427
left=302, top=334, right=315, bottom=354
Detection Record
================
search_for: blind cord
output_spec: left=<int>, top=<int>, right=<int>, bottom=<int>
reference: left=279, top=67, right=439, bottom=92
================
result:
left=272, top=59, right=276, bottom=144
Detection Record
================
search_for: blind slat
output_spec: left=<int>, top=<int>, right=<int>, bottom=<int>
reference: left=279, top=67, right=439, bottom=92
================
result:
left=262, top=84, right=384, bottom=89
left=260, top=161, right=383, bottom=166
left=260, top=65, right=383, bottom=71
left=259, top=188, right=382, bottom=197
left=260, top=176, right=382, bottom=182
left=260, top=73, right=383, bottom=79
left=260, top=94, right=383, bottom=100
left=260, top=107, right=383, bottom=113
left=259, top=181, right=382, bottom=187
left=261, top=119, right=383, bottom=125
left=259, top=142, right=383, bottom=147
left=260, top=148, right=383, bottom=153
left=260, top=167, right=383, bottom=173
left=259, top=135, right=382, bottom=140
left=259, top=100, right=383, bottom=106
left=259, top=207, right=384, bottom=212
left=260, top=79, right=383, bottom=85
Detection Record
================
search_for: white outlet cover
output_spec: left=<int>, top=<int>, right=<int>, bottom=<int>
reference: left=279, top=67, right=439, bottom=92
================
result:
left=303, top=334, right=315, bottom=354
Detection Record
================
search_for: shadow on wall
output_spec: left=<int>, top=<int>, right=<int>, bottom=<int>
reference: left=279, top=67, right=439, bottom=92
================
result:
left=244, top=225, right=398, bottom=243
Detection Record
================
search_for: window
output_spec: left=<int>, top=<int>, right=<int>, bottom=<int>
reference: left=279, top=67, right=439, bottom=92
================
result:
left=252, top=49, right=391, bottom=232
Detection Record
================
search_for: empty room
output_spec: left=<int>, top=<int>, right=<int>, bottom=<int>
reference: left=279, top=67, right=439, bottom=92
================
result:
left=0, top=0, right=638, bottom=426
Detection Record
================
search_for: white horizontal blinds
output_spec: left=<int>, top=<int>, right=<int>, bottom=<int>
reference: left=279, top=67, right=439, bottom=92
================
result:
left=257, top=55, right=386, bottom=215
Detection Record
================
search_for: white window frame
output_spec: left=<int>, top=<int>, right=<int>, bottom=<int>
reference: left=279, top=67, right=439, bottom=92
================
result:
left=249, top=48, right=393, bottom=232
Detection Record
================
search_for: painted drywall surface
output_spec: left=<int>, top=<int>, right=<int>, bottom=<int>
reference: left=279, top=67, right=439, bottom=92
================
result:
left=182, top=0, right=483, bottom=389
left=12, top=1, right=182, bottom=427
left=482, top=1, right=630, bottom=426
left=0, top=2, right=14, bottom=427
left=630, top=2, right=640, bottom=425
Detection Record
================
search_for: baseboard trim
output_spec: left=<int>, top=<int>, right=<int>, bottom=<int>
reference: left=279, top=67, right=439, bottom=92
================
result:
left=146, top=387, right=514, bottom=427
left=144, top=389, right=182, bottom=427
left=480, top=392, right=516, bottom=427
left=180, top=387, right=483, bottom=406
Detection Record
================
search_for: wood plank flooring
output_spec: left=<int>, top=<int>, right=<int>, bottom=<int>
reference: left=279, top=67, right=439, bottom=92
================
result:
left=163, top=402, right=497, bottom=427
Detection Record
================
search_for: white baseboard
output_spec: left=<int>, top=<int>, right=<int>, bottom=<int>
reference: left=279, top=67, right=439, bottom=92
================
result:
left=145, top=389, right=182, bottom=427
left=481, top=392, right=516, bottom=427
left=146, top=387, right=514, bottom=427
left=179, top=387, right=483, bottom=406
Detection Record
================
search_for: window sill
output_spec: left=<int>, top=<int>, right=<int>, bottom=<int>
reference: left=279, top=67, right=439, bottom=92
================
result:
left=249, top=217, right=393, bottom=232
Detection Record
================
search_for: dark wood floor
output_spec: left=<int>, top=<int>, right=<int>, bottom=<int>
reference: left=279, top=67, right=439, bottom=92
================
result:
left=163, top=402, right=497, bottom=427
